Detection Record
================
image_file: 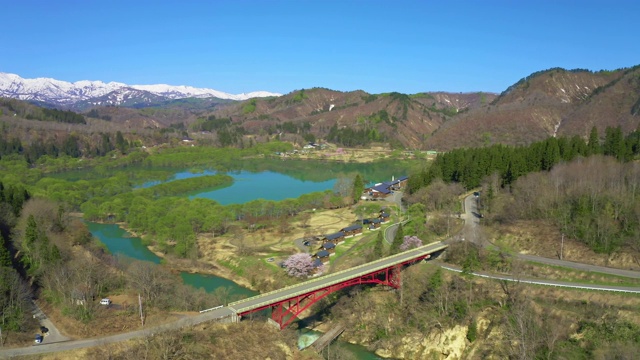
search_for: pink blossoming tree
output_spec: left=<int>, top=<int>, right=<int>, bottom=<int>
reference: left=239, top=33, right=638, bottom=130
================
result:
left=283, top=253, right=316, bottom=278
left=400, top=235, right=423, bottom=251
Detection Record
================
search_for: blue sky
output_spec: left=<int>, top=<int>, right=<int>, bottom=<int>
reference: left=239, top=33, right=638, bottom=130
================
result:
left=2, top=0, right=638, bottom=94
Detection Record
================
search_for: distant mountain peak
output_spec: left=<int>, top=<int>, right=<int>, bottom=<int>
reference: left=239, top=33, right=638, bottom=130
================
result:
left=0, top=72, right=281, bottom=109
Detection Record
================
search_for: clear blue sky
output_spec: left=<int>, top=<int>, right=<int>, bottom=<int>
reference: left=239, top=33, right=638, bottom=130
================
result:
left=2, top=0, right=638, bottom=95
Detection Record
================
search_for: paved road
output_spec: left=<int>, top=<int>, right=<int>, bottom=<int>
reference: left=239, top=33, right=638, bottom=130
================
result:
left=461, top=194, right=640, bottom=279
left=5, top=192, right=638, bottom=357
left=228, top=241, right=448, bottom=313
left=0, top=307, right=234, bottom=357
left=0, top=242, right=447, bottom=357
left=31, top=301, right=70, bottom=344
left=438, top=262, right=640, bottom=293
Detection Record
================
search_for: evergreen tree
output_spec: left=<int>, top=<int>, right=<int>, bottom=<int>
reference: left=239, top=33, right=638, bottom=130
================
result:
left=541, top=138, right=560, bottom=170
left=587, top=126, right=601, bottom=155
left=0, top=234, right=12, bottom=267
left=352, top=174, right=365, bottom=203
left=24, top=214, right=38, bottom=249
left=603, top=126, right=629, bottom=161
left=62, top=135, right=81, bottom=157
left=100, top=133, right=114, bottom=155
left=115, top=131, right=128, bottom=153
left=390, top=224, right=404, bottom=255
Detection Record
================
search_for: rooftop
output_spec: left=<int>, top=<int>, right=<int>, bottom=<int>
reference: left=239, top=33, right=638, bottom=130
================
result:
left=325, top=232, right=345, bottom=240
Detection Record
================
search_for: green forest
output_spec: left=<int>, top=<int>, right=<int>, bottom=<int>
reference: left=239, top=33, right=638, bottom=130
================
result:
left=1, top=124, right=640, bottom=356
left=405, top=126, right=640, bottom=255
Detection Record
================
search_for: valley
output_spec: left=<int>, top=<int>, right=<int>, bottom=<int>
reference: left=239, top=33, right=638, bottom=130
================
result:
left=0, top=64, right=639, bottom=359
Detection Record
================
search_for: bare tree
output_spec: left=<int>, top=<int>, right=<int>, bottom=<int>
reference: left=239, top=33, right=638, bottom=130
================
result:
left=126, top=260, right=171, bottom=307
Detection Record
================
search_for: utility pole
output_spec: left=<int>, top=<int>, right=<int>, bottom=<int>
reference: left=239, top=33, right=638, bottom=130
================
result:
left=560, top=233, right=564, bottom=260
left=139, top=294, right=144, bottom=327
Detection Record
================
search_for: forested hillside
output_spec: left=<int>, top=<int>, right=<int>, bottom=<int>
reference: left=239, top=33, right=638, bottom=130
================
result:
left=427, top=66, right=640, bottom=150
left=3, top=64, right=640, bottom=153
left=407, top=126, right=640, bottom=256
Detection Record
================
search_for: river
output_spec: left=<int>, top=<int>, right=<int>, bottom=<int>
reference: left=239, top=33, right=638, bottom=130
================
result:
left=86, top=162, right=397, bottom=359
left=89, top=222, right=382, bottom=359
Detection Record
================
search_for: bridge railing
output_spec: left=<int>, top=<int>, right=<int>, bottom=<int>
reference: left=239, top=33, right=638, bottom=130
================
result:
left=228, top=241, right=448, bottom=311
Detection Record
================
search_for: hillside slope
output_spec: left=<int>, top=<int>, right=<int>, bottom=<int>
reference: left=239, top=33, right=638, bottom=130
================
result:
left=426, top=67, right=640, bottom=150
left=211, top=88, right=495, bottom=148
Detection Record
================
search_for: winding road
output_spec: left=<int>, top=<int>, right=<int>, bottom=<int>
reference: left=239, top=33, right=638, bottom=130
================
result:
left=461, top=193, right=640, bottom=279
left=2, top=193, right=639, bottom=358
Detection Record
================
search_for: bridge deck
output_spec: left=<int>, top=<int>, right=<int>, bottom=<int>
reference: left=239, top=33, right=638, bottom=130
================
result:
left=229, top=242, right=448, bottom=314
left=313, top=324, right=346, bottom=351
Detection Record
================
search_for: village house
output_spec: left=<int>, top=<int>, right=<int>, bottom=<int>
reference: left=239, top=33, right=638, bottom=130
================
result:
left=320, top=242, right=336, bottom=255
left=368, top=218, right=382, bottom=230
left=362, top=175, right=408, bottom=200
left=322, top=231, right=345, bottom=245
left=364, top=183, right=392, bottom=199
left=314, top=250, right=331, bottom=263
left=340, top=224, right=363, bottom=238
left=391, top=175, right=408, bottom=190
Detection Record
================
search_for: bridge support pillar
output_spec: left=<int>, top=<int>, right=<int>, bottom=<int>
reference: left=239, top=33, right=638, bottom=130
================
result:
left=228, top=307, right=240, bottom=323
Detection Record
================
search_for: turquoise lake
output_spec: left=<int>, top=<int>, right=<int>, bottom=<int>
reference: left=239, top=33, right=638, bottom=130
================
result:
left=84, top=159, right=406, bottom=359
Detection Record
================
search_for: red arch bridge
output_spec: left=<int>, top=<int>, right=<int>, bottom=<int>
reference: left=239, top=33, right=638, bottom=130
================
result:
left=211, top=241, right=449, bottom=329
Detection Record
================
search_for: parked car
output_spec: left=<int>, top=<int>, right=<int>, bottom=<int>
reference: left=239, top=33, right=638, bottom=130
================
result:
left=40, top=326, right=49, bottom=335
left=35, top=334, right=43, bottom=343
left=100, top=298, right=112, bottom=306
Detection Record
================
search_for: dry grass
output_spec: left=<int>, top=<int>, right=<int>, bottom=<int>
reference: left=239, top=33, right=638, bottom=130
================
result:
left=36, top=299, right=186, bottom=340
left=490, top=220, right=640, bottom=271
left=182, top=207, right=356, bottom=287
left=75, top=322, right=310, bottom=360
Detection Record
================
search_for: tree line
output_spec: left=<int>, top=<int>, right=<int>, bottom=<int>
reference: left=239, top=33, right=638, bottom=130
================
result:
left=486, top=156, right=640, bottom=254
left=2, top=193, right=227, bottom=340
left=83, top=188, right=348, bottom=258
left=408, top=126, right=640, bottom=193
left=0, top=182, right=31, bottom=335
left=1, top=98, right=85, bottom=124
left=0, top=130, right=131, bottom=164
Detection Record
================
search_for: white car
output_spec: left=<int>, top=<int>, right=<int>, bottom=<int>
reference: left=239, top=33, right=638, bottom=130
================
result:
left=100, top=298, right=111, bottom=306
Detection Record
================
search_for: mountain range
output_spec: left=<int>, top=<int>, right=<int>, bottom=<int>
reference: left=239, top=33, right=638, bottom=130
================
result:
left=0, top=72, right=281, bottom=110
left=1, top=66, right=639, bottom=151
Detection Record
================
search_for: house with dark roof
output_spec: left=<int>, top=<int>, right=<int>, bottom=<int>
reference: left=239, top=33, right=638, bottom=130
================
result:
left=314, top=250, right=331, bottom=263
left=367, top=183, right=393, bottom=199
left=363, top=176, right=409, bottom=199
left=340, top=224, right=363, bottom=238
left=368, top=218, right=382, bottom=230
left=396, top=175, right=408, bottom=188
left=312, top=258, right=325, bottom=275
left=322, top=231, right=345, bottom=245
left=320, top=242, right=336, bottom=255
left=379, top=212, right=390, bottom=223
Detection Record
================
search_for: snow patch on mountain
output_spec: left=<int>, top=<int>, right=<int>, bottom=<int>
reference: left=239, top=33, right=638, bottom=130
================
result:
left=0, top=72, right=281, bottom=107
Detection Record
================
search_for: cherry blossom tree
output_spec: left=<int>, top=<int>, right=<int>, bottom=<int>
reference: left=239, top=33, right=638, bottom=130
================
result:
left=283, top=253, right=315, bottom=278
left=400, top=235, right=423, bottom=251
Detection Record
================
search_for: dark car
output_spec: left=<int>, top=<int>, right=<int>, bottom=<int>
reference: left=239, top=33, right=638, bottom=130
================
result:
left=303, top=241, right=310, bottom=246
left=35, top=334, right=43, bottom=343
left=40, top=326, right=49, bottom=334
left=473, top=192, right=480, bottom=197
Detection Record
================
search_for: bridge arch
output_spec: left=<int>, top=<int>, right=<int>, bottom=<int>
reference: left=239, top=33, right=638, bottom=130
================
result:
left=239, top=255, right=429, bottom=329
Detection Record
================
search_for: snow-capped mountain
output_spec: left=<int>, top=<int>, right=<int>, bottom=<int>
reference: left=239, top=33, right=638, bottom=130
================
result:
left=0, top=72, right=281, bottom=109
